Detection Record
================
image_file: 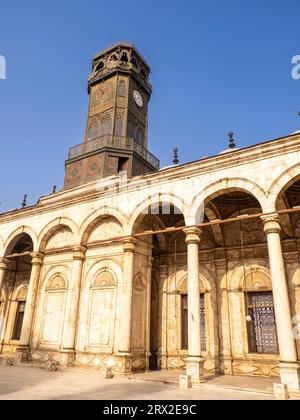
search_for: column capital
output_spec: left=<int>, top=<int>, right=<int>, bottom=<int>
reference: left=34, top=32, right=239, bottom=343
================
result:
left=31, top=252, right=44, bottom=266
left=72, top=246, right=86, bottom=260
left=123, top=237, right=137, bottom=253
left=183, top=227, right=202, bottom=245
left=0, top=257, right=10, bottom=271
left=261, top=213, right=281, bottom=234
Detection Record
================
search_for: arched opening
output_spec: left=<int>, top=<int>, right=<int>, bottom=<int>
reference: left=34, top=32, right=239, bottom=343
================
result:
left=132, top=202, right=186, bottom=371
left=1, top=233, right=33, bottom=354
left=202, top=189, right=280, bottom=375
left=275, top=176, right=300, bottom=359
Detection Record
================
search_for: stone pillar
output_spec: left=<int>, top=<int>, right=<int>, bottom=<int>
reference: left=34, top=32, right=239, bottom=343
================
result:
left=184, top=227, right=205, bottom=384
left=262, top=214, right=300, bottom=392
left=0, top=258, right=9, bottom=293
left=116, top=237, right=136, bottom=374
left=16, top=252, right=43, bottom=363
left=0, top=258, right=9, bottom=348
left=61, top=246, right=86, bottom=366
left=156, top=265, right=169, bottom=370
left=145, top=256, right=153, bottom=371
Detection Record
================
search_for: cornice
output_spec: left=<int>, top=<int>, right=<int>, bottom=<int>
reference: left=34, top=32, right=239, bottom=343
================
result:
left=0, top=133, right=300, bottom=225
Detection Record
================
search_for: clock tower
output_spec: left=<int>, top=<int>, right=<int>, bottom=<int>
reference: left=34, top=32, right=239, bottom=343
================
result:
left=64, top=42, right=160, bottom=189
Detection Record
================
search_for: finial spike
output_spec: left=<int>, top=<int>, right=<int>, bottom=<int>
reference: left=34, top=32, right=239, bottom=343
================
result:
left=52, top=185, right=57, bottom=194
left=22, top=194, right=27, bottom=208
left=173, top=147, right=179, bottom=165
left=228, top=131, right=236, bottom=149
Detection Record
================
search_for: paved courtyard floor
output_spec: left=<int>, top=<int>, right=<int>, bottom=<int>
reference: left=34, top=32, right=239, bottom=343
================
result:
left=0, top=365, right=279, bottom=400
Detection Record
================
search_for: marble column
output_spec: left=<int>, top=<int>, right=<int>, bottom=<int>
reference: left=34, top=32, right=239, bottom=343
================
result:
left=145, top=256, right=154, bottom=371
left=184, top=227, right=205, bottom=383
left=117, top=237, right=136, bottom=374
left=0, top=258, right=9, bottom=347
left=16, top=252, right=43, bottom=363
left=61, top=246, right=86, bottom=366
left=156, top=265, right=169, bottom=370
left=261, top=214, right=300, bottom=392
left=0, top=258, right=9, bottom=294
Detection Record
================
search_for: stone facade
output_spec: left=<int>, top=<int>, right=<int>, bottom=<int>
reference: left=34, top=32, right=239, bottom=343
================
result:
left=0, top=43, right=300, bottom=393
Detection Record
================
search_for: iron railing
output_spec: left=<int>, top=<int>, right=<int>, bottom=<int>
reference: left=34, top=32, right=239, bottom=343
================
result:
left=68, top=135, right=160, bottom=170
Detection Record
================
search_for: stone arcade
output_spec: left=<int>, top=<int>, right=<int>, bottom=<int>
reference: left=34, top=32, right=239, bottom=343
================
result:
left=0, top=43, right=299, bottom=394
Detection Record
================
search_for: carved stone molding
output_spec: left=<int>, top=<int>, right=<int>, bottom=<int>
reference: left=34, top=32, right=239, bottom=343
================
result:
left=72, top=246, right=86, bottom=261
left=123, top=237, right=137, bottom=253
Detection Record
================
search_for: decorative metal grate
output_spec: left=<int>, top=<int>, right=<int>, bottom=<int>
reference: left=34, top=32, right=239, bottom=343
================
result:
left=68, top=135, right=160, bottom=170
left=247, top=292, right=279, bottom=354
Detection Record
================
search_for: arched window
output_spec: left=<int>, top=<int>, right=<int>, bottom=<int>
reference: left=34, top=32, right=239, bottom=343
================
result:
left=12, top=287, right=27, bottom=341
left=41, top=276, right=67, bottom=345
left=131, top=274, right=146, bottom=350
left=246, top=292, right=278, bottom=354
left=87, top=271, right=117, bottom=350
left=118, top=80, right=126, bottom=97
left=88, top=120, right=99, bottom=141
left=0, top=291, right=5, bottom=340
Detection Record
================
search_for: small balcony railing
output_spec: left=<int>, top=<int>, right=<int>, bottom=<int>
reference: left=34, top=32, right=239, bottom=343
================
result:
left=68, top=135, right=160, bottom=170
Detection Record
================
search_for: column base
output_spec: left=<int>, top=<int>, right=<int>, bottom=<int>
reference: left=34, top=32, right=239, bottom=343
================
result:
left=15, top=346, right=31, bottom=364
left=220, top=356, right=233, bottom=375
left=186, top=356, right=206, bottom=384
left=59, top=349, right=76, bottom=367
left=114, top=353, right=132, bottom=375
left=280, top=362, right=300, bottom=392
left=157, top=352, right=168, bottom=370
left=145, top=351, right=151, bottom=372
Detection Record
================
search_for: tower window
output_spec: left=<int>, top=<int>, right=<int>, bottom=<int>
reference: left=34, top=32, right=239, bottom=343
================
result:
left=120, top=52, right=128, bottom=63
left=95, top=60, right=104, bottom=71
left=246, top=292, right=279, bottom=354
left=118, top=157, right=128, bottom=173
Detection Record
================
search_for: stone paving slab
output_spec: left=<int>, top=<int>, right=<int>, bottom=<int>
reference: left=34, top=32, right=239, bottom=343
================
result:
left=0, top=366, right=276, bottom=400
left=128, top=370, right=277, bottom=396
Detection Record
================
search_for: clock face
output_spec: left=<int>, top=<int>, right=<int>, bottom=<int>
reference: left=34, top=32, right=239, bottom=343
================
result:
left=133, top=90, right=143, bottom=108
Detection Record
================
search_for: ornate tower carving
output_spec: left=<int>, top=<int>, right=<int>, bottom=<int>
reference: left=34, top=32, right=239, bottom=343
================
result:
left=64, top=42, right=159, bottom=188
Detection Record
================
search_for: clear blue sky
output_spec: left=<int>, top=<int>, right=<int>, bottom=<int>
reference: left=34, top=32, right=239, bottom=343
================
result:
left=0, top=0, right=299, bottom=212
